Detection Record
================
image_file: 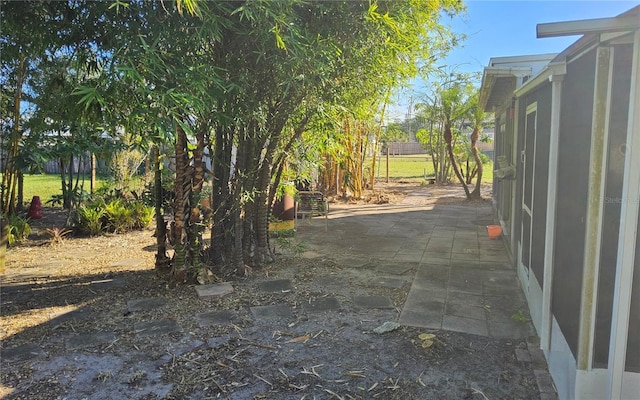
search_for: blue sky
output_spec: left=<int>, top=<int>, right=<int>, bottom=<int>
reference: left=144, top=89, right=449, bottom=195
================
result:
left=387, top=0, right=640, bottom=120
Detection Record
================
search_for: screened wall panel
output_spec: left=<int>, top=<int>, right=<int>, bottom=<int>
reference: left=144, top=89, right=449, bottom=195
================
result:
left=594, top=43, right=633, bottom=369
left=528, top=86, right=552, bottom=285
left=552, top=48, right=596, bottom=358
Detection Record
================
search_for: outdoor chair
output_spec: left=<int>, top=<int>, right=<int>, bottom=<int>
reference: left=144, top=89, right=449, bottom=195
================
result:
left=295, top=191, right=329, bottom=229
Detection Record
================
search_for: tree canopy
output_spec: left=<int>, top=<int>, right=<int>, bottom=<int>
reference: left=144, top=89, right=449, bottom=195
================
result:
left=1, top=0, right=464, bottom=282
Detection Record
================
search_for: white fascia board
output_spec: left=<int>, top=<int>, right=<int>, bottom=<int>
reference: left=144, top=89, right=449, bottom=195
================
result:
left=514, top=62, right=567, bottom=98
left=537, top=15, right=640, bottom=38
left=489, top=53, right=557, bottom=66
left=483, top=66, right=532, bottom=78
left=479, top=66, right=534, bottom=111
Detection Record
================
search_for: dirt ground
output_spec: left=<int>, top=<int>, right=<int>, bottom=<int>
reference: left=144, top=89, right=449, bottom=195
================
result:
left=0, top=182, right=542, bottom=399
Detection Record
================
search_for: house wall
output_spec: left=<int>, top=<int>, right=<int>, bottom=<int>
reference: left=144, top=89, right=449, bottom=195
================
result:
left=629, top=210, right=640, bottom=372
left=492, top=114, right=503, bottom=210
left=552, top=47, right=597, bottom=360
left=593, top=42, right=634, bottom=369
left=493, top=108, right=515, bottom=242
left=522, top=85, right=552, bottom=287
left=513, top=99, right=525, bottom=272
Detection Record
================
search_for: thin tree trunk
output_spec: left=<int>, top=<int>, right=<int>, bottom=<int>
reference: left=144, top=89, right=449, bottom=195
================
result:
left=90, top=153, right=96, bottom=194
left=229, top=127, right=248, bottom=272
left=444, top=121, right=471, bottom=199
left=2, top=51, right=25, bottom=215
left=254, top=135, right=281, bottom=265
left=370, top=86, right=392, bottom=190
left=470, top=126, right=483, bottom=199
left=59, top=158, right=66, bottom=207
left=64, top=155, right=74, bottom=209
left=16, top=172, right=23, bottom=212
left=193, top=125, right=207, bottom=194
left=0, top=217, right=7, bottom=274
left=153, top=146, right=170, bottom=271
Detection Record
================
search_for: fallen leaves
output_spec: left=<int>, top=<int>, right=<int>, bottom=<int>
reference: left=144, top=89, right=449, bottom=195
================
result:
left=285, top=334, right=310, bottom=344
left=418, top=333, right=437, bottom=348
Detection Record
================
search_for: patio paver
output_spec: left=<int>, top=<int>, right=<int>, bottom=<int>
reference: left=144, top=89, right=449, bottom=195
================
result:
left=296, top=186, right=534, bottom=339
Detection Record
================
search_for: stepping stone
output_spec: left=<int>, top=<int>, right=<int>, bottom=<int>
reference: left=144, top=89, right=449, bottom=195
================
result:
left=314, top=276, right=347, bottom=287
left=90, top=278, right=125, bottom=289
left=376, top=264, right=414, bottom=275
left=40, top=260, right=68, bottom=269
left=2, top=343, right=43, bottom=363
left=515, top=348, right=532, bottom=362
left=353, top=295, right=394, bottom=309
left=195, top=310, right=237, bottom=327
left=66, top=332, right=116, bottom=350
left=303, top=297, right=340, bottom=313
left=369, top=277, right=407, bottom=289
left=109, top=258, right=144, bottom=268
left=443, top=315, right=488, bottom=336
left=74, top=250, right=99, bottom=259
left=134, top=319, right=181, bottom=337
left=127, top=297, right=168, bottom=312
left=258, top=279, right=292, bottom=292
left=54, top=308, right=92, bottom=323
left=195, top=282, right=234, bottom=299
left=0, top=285, right=25, bottom=295
left=250, top=304, right=294, bottom=320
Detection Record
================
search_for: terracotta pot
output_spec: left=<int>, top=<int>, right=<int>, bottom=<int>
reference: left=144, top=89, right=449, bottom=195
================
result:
left=487, top=225, right=502, bottom=240
left=272, top=194, right=295, bottom=221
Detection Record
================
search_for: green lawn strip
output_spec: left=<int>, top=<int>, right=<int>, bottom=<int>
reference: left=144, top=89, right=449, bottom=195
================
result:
left=368, top=154, right=493, bottom=183
left=20, top=174, right=108, bottom=205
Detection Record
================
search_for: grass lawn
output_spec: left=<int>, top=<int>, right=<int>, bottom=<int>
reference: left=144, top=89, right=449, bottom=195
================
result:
left=16, top=156, right=493, bottom=206
left=370, top=154, right=494, bottom=183
left=20, top=173, right=109, bottom=205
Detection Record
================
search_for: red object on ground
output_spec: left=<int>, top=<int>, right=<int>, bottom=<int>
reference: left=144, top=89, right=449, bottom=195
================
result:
left=487, top=225, right=502, bottom=240
left=28, top=196, right=42, bottom=219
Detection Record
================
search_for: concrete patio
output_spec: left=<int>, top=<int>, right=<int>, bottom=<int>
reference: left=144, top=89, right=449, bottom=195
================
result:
left=296, top=185, right=535, bottom=340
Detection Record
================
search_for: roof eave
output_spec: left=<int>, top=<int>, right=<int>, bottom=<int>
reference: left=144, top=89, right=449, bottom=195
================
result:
left=479, top=66, right=533, bottom=111
left=514, top=61, right=567, bottom=98
left=537, top=14, right=640, bottom=39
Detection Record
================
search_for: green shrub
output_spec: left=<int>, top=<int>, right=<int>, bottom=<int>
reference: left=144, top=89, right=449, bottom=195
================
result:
left=74, top=198, right=155, bottom=235
left=7, top=215, right=31, bottom=246
left=104, top=199, right=133, bottom=233
left=130, top=201, right=154, bottom=229
left=75, top=205, right=106, bottom=236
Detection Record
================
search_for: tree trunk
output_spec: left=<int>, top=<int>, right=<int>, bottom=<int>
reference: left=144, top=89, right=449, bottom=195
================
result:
left=2, top=51, right=25, bottom=215
left=64, top=155, right=74, bottom=209
left=188, top=124, right=207, bottom=269
left=253, top=136, right=279, bottom=266
left=171, top=123, right=191, bottom=283
left=16, top=171, right=23, bottom=212
left=193, top=125, right=207, bottom=194
left=59, top=158, right=68, bottom=208
left=153, top=146, right=170, bottom=271
left=229, top=128, right=249, bottom=272
left=444, top=121, right=471, bottom=199
left=0, top=217, right=7, bottom=274
left=370, top=87, right=392, bottom=190
left=90, top=153, right=96, bottom=194
left=469, top=126, right=483, bottom=199
left=210, top=124, right=232, bottom=267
